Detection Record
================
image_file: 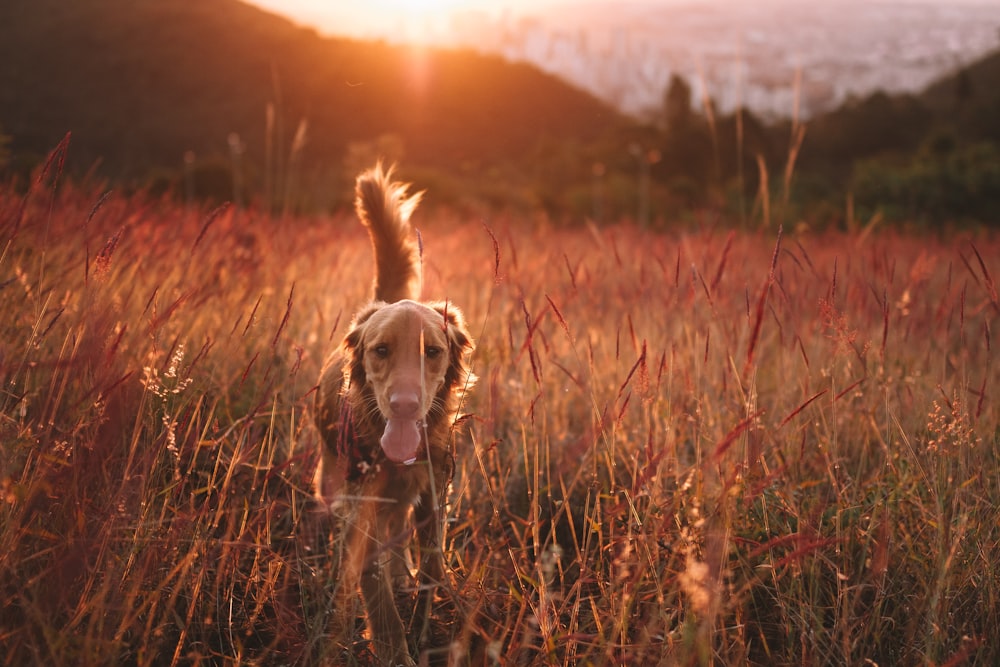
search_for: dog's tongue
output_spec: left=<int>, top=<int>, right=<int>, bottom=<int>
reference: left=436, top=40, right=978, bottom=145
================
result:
left=380, top=419, right=421, bottom=465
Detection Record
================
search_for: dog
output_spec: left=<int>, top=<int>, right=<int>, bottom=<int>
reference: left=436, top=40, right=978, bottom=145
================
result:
left=314, top=163, right=475, bottom=665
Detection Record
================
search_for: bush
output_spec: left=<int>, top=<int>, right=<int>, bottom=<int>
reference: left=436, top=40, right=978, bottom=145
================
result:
left=851, top=139, right=1000, bottom=226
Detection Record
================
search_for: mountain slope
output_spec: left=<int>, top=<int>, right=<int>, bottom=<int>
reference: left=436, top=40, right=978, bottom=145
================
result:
left=0, top=0, right=624, bottom=180
left=920, top=48, right=1000, bottom=145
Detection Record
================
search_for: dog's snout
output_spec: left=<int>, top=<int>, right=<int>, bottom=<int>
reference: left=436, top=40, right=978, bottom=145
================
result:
left=388, top=391, right=421, bottom=419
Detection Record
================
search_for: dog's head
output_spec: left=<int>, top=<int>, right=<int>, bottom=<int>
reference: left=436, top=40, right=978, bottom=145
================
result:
left=343, top=299, right=474, bottom=464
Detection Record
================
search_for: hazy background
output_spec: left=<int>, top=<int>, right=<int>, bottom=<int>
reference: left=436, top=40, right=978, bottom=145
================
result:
left=1, top=0, right=999, bottom=226
left=248, top=0, right=1000, bottom=117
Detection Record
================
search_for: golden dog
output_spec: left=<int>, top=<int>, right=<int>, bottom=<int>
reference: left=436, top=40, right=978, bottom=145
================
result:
left=314, top=163, right=474, bottom=665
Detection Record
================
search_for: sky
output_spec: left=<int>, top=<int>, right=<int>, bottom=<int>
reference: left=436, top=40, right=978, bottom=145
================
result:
left=246, top=0, right=538, bottom=42
left=246, top=0, right=999, bottom=45
left=244, top=0, right=731, bottom=44
left=242, top=0, right=1000, bottom=120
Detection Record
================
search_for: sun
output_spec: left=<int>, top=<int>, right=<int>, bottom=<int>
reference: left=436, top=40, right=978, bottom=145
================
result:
left=391, top=0, right=465, bottom=17
left=373, top=0, right=474, bottom=41
left=247, top=0, right=494, bottom=45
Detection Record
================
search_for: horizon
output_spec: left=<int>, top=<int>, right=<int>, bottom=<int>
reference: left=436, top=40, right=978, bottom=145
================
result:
left=245, top=0, right=1000, bottom=45
left=242, top=0, right=1000, bottom=120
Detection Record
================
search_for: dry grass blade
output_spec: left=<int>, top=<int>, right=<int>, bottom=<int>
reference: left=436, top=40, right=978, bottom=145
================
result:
left=1, top=173, right=998, bottom=667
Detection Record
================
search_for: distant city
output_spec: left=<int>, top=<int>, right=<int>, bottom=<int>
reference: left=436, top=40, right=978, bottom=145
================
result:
left=376, top=0, right=1000, bottom=121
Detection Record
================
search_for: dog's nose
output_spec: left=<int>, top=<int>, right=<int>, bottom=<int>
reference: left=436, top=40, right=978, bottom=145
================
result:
left=389, top=391, right=421, bottom=419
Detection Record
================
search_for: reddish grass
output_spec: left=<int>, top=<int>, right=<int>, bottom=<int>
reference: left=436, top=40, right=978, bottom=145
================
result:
left=1, top=165, right=998, bottom=665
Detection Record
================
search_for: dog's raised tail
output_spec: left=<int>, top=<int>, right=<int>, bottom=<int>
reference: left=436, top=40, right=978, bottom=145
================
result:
left=355, top=162, right=423, bottom=303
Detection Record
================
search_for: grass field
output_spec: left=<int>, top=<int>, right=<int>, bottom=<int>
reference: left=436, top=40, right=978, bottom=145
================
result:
left=2, top=157, right=998, bottom=666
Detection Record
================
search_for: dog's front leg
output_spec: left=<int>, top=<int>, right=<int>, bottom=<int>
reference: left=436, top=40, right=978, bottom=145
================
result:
left=338, top=495, right=414, bottom=666
left=351, top=491, right=415, bottom=667
left=384, top=499, right=416, bottom=589
left=411, top=491, right=448, bottom=650
left=413, top=496, right=446, bottom=586
left=360, top=556, right=414, bottom=666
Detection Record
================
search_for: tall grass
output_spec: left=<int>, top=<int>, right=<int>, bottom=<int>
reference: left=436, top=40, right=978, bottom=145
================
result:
left=1, top=156, right=997, bottom=665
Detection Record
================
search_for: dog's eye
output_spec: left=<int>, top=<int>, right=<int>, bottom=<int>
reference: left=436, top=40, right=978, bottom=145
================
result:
left=373, top=344, right=389, bottom=358
left=424, top=346, right=443, bottom=359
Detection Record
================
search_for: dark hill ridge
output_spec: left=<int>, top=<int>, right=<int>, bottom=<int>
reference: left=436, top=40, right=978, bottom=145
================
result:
left=2, top=0, right=998, bottom=222
left=920, top=48, right=1000, bottom=146
left=0, top=0, right=623, bottom=180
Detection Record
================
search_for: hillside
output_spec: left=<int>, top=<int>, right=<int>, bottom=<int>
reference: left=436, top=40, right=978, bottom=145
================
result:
left=0, top=0, right=624, bottom=187
left=794, top=48, right=1000, bottom=174
left=920, top=48, right=1000, bottom=145
left=1, top=0, right=997, bottom=224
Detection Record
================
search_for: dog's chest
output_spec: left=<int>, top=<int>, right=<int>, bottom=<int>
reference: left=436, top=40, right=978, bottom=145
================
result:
left=356, top=460, right=430, bottom=508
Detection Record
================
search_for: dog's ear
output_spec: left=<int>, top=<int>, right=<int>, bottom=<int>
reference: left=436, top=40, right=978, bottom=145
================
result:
left=433, top=302, right=473, bottom=352
left=343, top=302, right=383, bottom=387
left=433, top=302, right=475, bottom=390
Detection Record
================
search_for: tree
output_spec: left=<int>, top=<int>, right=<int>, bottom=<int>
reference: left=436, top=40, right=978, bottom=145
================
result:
left=658, top=73, right=713, bottom=205
left=662, top=73, right=693, bottom=134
